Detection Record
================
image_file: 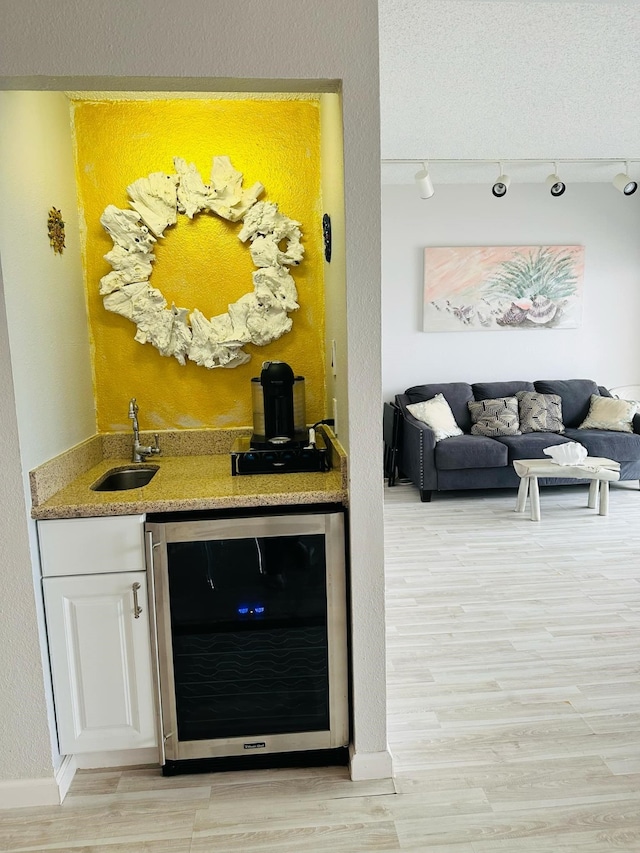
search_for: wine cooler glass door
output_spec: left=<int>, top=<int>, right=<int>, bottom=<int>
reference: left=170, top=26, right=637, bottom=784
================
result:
left=147, top=510, right=348, bottom=763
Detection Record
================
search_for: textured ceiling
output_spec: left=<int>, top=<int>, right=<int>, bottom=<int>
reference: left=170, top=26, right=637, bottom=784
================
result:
left=379, top=0, right=640, bottom=183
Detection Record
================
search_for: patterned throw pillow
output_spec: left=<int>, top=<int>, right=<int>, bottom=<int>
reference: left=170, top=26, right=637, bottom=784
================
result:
left=516, top=391, right=565, bottom=433
left=406, top=394, right=463, bottom=442
left=578, top=394, right=638, bottom=432
left=468, top=396, right=521, bottom=437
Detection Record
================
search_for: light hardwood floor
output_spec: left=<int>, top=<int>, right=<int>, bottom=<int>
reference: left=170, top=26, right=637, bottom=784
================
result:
left=3, top=480, right=640, bottom=852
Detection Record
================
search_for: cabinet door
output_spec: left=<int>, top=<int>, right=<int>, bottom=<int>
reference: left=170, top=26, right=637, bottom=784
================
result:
left=43, top=571, right=157, bottom=754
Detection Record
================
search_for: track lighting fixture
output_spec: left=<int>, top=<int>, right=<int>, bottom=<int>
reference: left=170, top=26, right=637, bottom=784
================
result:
left=414, top=162, right=434, bottom=199
left=492, top=163, right=510, bottom=198
left=613, top=162, right=637, bottom=195
left=384, top=158, right=640, bottom=198
left=546, top=163, right=566, bottom=196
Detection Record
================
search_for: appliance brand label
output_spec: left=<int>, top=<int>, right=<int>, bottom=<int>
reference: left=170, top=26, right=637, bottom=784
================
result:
left=244, top=742, right=266, bottom=750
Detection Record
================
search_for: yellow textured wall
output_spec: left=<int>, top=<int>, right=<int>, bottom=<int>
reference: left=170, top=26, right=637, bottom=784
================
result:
left=73, top=98, right=325, bottom=431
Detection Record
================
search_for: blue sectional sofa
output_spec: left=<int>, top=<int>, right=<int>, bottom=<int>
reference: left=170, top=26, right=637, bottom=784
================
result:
left=394, top=379, right=640, bottom=502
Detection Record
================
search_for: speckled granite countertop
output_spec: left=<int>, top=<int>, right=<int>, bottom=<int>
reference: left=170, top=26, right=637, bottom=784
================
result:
left=30, top=428, right=347, bottom=520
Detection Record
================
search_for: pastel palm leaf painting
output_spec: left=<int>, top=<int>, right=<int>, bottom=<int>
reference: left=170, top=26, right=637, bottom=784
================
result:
left=423, top=245, right=584, bottom=332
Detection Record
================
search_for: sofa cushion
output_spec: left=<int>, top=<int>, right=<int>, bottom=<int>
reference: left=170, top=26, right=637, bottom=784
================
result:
left=534, top=379, right=600, bottom=428
left=578, top=394, right=638, bottom=432
left=404, top=383, right=474, bottom=433
left=493, top=432, right=573, bottom=463
left=468, top=397, right=521, bottom=436
left=435, top=434, right=509, bottom=470
left=563, top=427, right=640, bottom=462
left=472, top=380, right=535, bottom=401
left=406, top=394, right=463, bottom=441
left=516, top=391, right=565, bottom=433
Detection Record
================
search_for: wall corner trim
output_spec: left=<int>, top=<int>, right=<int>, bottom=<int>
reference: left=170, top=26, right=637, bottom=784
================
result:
left=348, top=745, right=394, bottom=781
left=55, top=754, right=77, bottom=803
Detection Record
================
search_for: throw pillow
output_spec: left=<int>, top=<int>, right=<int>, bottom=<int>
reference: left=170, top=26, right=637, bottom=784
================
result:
left=578, top=394, right=638, bottom=432
left=516, top=391, right=565, bottom=434
left=406, top=394, right=463, bottom=442
left=468, top=396, right=521, bottom=437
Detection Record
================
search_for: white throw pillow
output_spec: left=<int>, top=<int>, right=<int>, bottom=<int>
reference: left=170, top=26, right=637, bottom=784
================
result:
left=578, top=394, right=638, bottom=432
left=406, top=394, right=463, bottom=442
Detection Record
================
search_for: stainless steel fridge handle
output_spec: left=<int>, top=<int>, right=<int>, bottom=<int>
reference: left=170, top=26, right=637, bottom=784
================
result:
left=146, top=530, right=167, bottom=765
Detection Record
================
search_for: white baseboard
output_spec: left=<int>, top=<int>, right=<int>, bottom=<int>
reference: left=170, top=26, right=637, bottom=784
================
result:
left=0, top=775, right=60, bottom=809
left=73, top=747, right=159, bottom=769
left=348, top=745, right=394, bottom=781
left=0, top=748, right=159, bottom=808
left=55, top=754, right=77, bottom=803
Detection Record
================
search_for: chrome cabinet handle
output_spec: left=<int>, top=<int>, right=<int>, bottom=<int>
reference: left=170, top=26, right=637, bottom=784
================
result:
left=132, top=582, right=143, bottom=618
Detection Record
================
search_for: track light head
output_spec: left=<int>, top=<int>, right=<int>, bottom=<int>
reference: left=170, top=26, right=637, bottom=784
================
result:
left=613, top=164, right=637, bottom=195
left=546, top=174, right=566, bottom=197
left=414, top=162, right=434, bottom=199
left=492, top=173, right=510, bottom=197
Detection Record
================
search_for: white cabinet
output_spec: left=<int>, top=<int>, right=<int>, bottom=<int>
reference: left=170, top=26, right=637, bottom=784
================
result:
left=39, top=516, right=157, bottom=755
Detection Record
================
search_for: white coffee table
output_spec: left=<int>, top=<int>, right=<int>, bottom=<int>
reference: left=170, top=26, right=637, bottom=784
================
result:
left=513, top=457, right=621, bottom=522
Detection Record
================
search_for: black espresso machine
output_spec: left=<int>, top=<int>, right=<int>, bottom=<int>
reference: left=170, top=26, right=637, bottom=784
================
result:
left=231, top=361, right=330, bottom=475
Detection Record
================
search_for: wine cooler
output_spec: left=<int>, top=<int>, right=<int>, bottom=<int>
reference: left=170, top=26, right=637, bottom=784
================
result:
left=145, top=505, right=349, bottom=774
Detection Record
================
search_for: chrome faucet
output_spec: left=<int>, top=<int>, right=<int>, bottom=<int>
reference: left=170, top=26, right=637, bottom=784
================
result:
left=128, top=398, right=161, bottom=463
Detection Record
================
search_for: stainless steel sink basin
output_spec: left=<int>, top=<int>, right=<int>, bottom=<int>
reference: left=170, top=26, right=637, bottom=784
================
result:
left=91, top=465, right=159, bottom=492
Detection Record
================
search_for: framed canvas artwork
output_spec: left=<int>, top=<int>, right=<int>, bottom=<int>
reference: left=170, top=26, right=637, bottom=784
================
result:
left=423, top=245, right=584, bottom=332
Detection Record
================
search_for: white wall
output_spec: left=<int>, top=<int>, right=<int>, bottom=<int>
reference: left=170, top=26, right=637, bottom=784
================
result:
left=0, top=91, right=95, bottom=788
left=320, top=93, right=348, bottom=443
left=382, top=183, right=640, bottom=401
left=0, top=0, right=389, bottom=791
left=0, top=279, right=53, bottom=786
left=0, top=92, right=96, bottom=471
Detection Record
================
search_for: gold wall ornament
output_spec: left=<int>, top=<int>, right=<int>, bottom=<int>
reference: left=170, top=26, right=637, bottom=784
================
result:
left=47, top=207, right=65, bottom=254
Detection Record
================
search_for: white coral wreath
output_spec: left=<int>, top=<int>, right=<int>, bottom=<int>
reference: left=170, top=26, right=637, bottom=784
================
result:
left=99, top=156, right=304, bottom=368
